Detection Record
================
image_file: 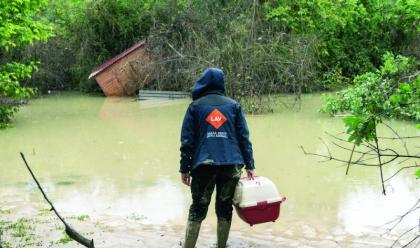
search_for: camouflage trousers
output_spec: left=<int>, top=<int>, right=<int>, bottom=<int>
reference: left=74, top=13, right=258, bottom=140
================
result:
left=188, top=164, right=243, bottom=222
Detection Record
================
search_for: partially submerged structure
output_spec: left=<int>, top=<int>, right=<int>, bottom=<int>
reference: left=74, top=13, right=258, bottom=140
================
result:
left=138, top=90, right=190, bottom=100
left=88, top=39, right=153, bottom=97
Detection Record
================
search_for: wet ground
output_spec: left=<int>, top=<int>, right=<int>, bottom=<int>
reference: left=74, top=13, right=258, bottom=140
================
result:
left=0, top=93, right=419, bottom=247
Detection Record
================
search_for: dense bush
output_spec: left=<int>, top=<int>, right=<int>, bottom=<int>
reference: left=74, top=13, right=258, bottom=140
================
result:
left=321, top=53, right=419, bottom=144
left=20, top=0, right=419, bottom=96
left=20, top=0, right=154, bottom=93
left=266, top=0, right=420, bottom=79
left=321, top=53, right=419, bottom=120
left=146, top=1, right=318, bottom=112
left=19, top=0, right=319, bottom=113
left=2, top=0, right=419, bottom=118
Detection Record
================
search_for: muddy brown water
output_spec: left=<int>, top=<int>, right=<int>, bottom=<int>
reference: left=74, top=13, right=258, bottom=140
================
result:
left=0, top=93, right=418, bottom=248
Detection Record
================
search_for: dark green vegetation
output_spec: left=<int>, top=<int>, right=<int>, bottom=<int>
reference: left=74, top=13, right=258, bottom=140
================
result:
left=1, top=0, right=419, bottom=124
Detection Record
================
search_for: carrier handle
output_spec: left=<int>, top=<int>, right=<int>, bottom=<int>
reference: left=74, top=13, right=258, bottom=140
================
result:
left=240, top=175, right=259, bottom=180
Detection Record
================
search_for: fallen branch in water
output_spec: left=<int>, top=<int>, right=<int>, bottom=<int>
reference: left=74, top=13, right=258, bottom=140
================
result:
left=384, top=163, right=420, bottom=183
left=301, top=130, right=420, bottom=194
left=390, top=226, right=419, bottom=248
left=385, top=199, right=420, bottom=234
left=383, top=198, right=419, bottom=248
left=20, top=152, right=95, bottom=248
left=301, top=124, right=420, bottom=247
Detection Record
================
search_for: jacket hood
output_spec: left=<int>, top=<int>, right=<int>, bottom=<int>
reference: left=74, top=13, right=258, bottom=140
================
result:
left=192, top=68, right=225, bottom=100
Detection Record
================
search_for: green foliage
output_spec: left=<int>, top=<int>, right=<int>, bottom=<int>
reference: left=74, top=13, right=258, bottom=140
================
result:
left=6, top=0, right=418, bottom=114
left=6, top=218, right=34, bottom=242
left=76, top=215, right=89, bottom=221
left=0, top=63, right=37, bottom=98
left=0, top=218, right=37, bottom=246
left=318, top=67, right=350, bottom=91
left=322, top=53, right=419, bottom=119
left=0, top=0, right=53, bottom=128
left=56, top=232, right=72, bottom=244
left=265, top=0, right=420, bottom=78
left=0, top=0, right=52, bottom=49
left=321, top=53, right=419, bottom=143
left=147, top=1, right=318, bottom=113
left=64, top=0, right=154, bottom=92
left=19, top=0, right=316, bottom=103
left=342, top=115, right=380, bottom=145
left=2, top=241, right=13, bottom=248
left=12, top=0, right=418, bottom=103
left=0, top=62, right=37, bottom=127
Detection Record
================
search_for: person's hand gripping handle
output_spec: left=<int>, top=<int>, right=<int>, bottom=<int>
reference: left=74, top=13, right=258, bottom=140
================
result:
left=181, top=172, right=191, bottom=186
left=246, top=169, right=256, bottom=180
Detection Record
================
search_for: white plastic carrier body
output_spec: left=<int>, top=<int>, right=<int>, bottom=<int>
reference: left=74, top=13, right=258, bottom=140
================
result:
left=233, top=176, right=283, bottom=208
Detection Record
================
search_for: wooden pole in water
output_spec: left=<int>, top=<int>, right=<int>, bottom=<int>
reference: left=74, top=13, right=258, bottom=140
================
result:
left=373, top=137, right=386, bottom=195
left=346, top=143, right=356, bottom=175
left=19, top=152, right=95, bottom=248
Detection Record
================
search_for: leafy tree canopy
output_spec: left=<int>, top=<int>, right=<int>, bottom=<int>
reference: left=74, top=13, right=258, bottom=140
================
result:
left=0, top=0, right=53, bottom=128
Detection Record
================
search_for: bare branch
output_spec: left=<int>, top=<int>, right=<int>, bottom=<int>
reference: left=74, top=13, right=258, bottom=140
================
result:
left=401, top=234, right=419, bottom=248
left=346, top=143, right=356, bottom=175
left=305, top=126, right=420, bottom=246
left=385, top=199, right=420, bottom=231
left=390, top=226, right=419, bottom=248
left=384, top=164, right=420, bottom=182
left=319, top=137, right=332, bottom=159
left=300, top=145, right=392, bottom=166
left=325, top=132, right=377, bottom=151
left=398, top=152, right=420, bottom=165
left=381, top=122, right=411, bottom=156
left=330, top=140, right=376, bottom=156
left=377, top=135, right=420, bottom=140
left=374, top=136, right=386, bottom=195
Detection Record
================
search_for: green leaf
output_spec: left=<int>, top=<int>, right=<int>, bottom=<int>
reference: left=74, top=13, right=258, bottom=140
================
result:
left=389, top=94, right=400, bottom=104
left=399, top=83, right=412, bottom=93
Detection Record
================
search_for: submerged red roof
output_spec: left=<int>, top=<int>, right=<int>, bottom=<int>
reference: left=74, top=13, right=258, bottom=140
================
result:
left=88, top=39, right=146, bottom=79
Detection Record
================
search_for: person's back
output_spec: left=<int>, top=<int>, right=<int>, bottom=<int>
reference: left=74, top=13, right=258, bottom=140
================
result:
left=179, top=68, right=255, bottom=248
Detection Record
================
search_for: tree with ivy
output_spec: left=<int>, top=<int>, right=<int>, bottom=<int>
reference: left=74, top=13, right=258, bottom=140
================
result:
left=0, top=0, right=53, bottom=128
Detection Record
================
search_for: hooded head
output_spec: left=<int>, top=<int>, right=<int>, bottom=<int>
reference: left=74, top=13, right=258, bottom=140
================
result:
left=192, top=68, right=225, bottom=100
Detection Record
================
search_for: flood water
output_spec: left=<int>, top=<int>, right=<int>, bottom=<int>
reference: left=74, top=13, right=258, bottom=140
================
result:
left=0, top=93, right=419, bottom=248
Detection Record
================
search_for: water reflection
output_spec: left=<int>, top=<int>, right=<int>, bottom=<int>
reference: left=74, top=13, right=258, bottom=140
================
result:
left=1, top=93, right=418, bottom=247
left=338, top=176, right=419, bottom=236
left=52, top=176, right=188, bottom=225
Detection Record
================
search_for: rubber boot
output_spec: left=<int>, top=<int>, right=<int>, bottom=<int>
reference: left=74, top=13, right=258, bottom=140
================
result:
left=217, top=219, right=232, bottom=248
left=183, top=221, right=201, bottom=248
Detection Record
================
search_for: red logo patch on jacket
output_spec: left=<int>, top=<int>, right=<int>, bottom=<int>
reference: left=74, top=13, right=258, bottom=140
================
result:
left=206, top=109, right=227, bottom=129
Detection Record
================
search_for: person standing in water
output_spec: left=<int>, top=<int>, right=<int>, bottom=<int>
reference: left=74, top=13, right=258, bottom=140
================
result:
left=179, top=68, right=255, bottom=248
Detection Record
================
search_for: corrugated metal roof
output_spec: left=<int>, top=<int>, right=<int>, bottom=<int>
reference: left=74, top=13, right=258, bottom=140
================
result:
left=88, top=39, right=146, bottom=79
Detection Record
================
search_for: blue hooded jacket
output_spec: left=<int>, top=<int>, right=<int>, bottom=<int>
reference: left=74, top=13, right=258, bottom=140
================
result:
left=179, top=68, right=254, bottom=173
